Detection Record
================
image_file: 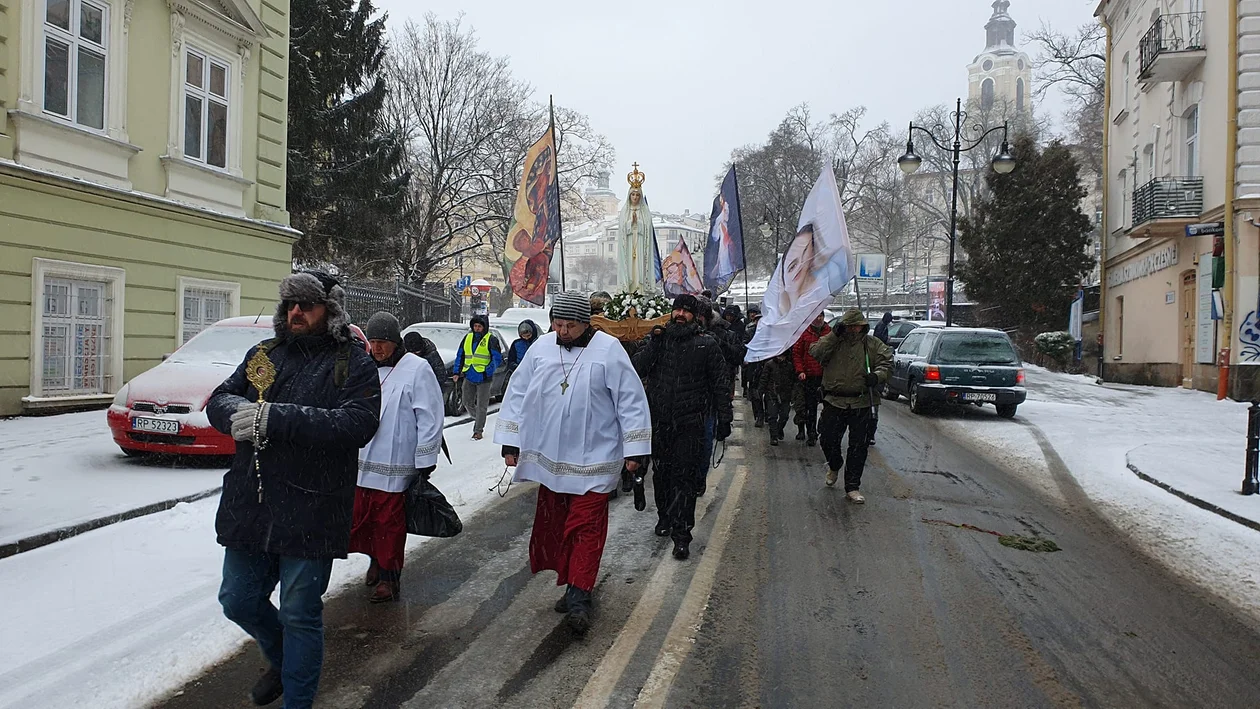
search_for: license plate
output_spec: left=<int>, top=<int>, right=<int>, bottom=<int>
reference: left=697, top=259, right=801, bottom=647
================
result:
left=132, top=416, right=181, bottom=434
left=962, top=392, right=998, bottom=402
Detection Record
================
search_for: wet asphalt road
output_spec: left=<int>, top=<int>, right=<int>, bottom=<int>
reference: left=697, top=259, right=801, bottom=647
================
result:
left=155, top=402, right=1260, bottom=708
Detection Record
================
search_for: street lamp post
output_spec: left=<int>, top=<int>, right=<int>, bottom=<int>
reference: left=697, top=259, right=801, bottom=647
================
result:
left=898, top=98, right=1015, bottom=327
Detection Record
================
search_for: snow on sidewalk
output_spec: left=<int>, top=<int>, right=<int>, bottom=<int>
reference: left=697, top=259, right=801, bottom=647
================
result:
left=0, top=415, right=512, bottom=709
left=0, top=408, right=497, bottom=548
left=928, top=366, right=1260, bottom=623
left=0, top=412, right=226, bottom=546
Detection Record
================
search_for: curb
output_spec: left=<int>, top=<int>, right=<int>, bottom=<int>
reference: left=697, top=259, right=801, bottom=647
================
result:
left=1125, top=462, right=1260, bottom=535
left=0, top=409, right=497, bottom=561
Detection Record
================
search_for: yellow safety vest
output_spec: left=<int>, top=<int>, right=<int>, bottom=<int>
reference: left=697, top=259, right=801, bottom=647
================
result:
left=461, top=333, right=492, bottom=373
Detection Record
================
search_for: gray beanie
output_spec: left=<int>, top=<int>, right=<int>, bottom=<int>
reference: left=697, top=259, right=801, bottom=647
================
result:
left=550, top=291, right=591, bottom=323
left=364, top=311, right=403, bottom=345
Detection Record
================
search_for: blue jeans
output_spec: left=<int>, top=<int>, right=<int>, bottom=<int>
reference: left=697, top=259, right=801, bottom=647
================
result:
left=219, top=549, right=334, bottom=709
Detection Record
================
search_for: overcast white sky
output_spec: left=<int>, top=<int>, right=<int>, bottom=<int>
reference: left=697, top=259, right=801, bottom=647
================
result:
left=376, top=0, right=1099, bottom=215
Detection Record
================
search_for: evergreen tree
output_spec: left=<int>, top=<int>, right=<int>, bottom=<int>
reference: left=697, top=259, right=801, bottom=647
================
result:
left=287, top=0, right=408, bottom=276
left=956, top=136, right=1093, bottom=335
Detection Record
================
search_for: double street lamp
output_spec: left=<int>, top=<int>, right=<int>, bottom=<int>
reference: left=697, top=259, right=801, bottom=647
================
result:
left=898, top=98, right=1016, bottom=326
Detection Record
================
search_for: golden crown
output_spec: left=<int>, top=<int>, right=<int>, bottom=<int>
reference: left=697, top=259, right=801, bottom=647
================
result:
left=627, top=163, right=645, bottom=189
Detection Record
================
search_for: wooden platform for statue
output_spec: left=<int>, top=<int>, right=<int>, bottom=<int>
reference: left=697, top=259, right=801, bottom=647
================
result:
left=591, top=313, right=670, bottom=342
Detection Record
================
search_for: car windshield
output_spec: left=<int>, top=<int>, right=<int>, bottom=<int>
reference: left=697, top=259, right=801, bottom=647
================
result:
left=411, top=326, right=473, bottom=352
left=890, top=322, right=918, bottom=337
left=169, top=327, right=271, bottom=365
left=935, top=333, right=1020, bottom=364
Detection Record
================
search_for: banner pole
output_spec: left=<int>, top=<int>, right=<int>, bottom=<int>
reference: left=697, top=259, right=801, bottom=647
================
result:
left=853, top=276, right=863, bottom=312
left=732, top=165, right=750, bottom=311
left=551, top=95, right=566, bottom=291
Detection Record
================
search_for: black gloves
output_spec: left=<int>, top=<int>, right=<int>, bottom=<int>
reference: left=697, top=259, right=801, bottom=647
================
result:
left=863, top=372, right=880, bottom=388
left=716, top=420, right=732, bottom=441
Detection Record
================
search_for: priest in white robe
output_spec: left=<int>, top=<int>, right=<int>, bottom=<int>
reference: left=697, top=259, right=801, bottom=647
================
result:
left=494, top=291, right=652, bottom=635
left=351, top=312, right=445, bottom=603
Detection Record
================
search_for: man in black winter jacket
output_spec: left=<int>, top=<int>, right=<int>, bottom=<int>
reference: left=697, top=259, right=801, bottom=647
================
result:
left=633, top=294, right=733, bottom=561
left=208, top=271, right=381, bottom=709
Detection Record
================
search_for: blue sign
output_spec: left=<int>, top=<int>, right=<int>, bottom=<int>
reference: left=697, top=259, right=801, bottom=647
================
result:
left=856, top=253, right=886, bottom=281
left=456, top=276, right=471, bottom=289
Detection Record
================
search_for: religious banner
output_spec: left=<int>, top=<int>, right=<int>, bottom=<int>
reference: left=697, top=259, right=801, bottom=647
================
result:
left=662, top=237, right=704, bottom=297
left=504, top=124, right=561, bottom=305
left=704, top=166, right=745, bottom=295
left=745, top=168, right=855, bottom=363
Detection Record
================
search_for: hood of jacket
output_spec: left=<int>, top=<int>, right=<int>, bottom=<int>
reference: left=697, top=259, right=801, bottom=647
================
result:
left=518, top=319, right=541, bottom=340
left=839, top=308, right=870, bottom=334
left=469, top=314, right=490, bottom=332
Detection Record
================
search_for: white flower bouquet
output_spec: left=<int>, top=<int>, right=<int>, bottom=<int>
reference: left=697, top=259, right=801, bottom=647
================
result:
left=605, top=291, right=672, bottom=321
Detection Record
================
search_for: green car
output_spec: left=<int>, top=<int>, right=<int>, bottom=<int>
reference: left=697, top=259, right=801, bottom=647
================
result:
left=886, top=327, right=1027, bottom=418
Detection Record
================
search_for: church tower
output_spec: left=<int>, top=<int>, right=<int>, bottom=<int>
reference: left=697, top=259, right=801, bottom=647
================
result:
left=966, top=1, right=1033, bottom=115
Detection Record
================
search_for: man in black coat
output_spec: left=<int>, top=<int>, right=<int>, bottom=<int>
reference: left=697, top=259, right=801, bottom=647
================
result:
left=633, top=294, right=733, bottom=561
left=208, top=270, right=381, bottom=709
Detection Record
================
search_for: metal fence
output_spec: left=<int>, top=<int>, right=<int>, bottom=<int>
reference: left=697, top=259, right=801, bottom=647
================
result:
left=1132, top=176, right=1203, bottom=227
left=343, top=281, right=460, bottom=327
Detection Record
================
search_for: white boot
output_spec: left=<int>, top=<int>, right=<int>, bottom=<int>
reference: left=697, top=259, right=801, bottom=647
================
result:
left=846, top=490, right=865, bottom=504
left=825, top=469, right=838, bottom=487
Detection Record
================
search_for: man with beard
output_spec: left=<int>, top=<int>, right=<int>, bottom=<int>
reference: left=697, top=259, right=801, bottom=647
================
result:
left=633, top=294, right=732, bottom=560
left=809, top=309, right=892, bottom=502
left=495, top=292, right=651, bottom=635
left=351, top=312, right=445, bottom=603
left=209, top=271, right=380, bottom=709
left=792, top=312, right=831, bottom=446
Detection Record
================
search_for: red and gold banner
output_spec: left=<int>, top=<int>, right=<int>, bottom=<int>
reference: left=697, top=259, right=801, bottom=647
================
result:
left=504, top=125, right=561, bottom=305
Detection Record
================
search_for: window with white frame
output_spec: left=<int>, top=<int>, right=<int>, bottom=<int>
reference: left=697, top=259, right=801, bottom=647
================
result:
left=1184, top=105, right=1200, bottom=177
left=177, top=277, right=240, bottom=345
left=42, top=0, right=108, bottom=130
left=1118, top=54, right=1130, bottom=115
left=41, top=277, right=111, bottom=395
left=182, top=47, right=231, bottom=169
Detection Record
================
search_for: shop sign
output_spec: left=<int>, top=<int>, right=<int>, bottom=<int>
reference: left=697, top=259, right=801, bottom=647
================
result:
left=1107, top=244, right=1179, bottom=288
left=1197, top=254, right=1215, bottom=364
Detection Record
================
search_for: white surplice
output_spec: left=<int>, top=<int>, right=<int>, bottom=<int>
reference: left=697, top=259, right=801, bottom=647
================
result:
left=494, top=330, right=652, bottom=495
left=358, top=352, right=445, bottom=493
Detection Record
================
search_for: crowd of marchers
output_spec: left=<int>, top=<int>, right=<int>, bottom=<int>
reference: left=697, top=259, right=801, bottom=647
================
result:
left=199, top=270, right=892, bottom=709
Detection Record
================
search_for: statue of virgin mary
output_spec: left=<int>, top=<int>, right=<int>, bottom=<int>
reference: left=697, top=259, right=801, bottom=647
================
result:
left=617, top=164, right=658, bottom=294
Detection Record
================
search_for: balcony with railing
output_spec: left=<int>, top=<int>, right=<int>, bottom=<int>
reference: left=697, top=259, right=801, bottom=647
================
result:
left=1138, top=12, right=1206, bottom=83
left=1132, top=177, right=1203, bottom=230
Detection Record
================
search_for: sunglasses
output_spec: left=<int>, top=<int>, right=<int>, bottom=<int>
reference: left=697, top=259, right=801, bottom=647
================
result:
left=284, top=300, right=319, bottom=313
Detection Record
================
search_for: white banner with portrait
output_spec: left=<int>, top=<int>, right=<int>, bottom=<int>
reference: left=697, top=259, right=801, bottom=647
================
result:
left=745, top=168, right=855, bottom=362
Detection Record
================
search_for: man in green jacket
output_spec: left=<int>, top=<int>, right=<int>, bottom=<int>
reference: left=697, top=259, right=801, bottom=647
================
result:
left=809, top=309, right=892, bottom=502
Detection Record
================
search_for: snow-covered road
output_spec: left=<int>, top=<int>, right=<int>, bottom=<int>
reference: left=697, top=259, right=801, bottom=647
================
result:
left=919, top=366, right=1260, bottom=624
left=0, top=413, right=511, bottom=709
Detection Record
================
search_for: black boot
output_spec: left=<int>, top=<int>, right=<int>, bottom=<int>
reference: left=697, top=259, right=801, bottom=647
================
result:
left=564, top=585, right=592, bottom=636
left=769, top=436, right=779, bottom=446
left=655, top=520, right=670, bottom=537
left=621, top=469, right=634, bottom=493
left=806, top=433, right=817, bottom=447
left=754, top=417, right=764, bottom=428
left=633, top=474, right=647, bottom=511
left=672, top=542, right=690, bottom=560
left=554, top=590, right=569, bottom=613
left=250, top=666, right=283, bottom=706
left=796, top=425, right=806, bottom=441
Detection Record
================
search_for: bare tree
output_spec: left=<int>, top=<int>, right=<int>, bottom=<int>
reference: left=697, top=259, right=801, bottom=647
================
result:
left=1028, top=22, right=1105, bottom=175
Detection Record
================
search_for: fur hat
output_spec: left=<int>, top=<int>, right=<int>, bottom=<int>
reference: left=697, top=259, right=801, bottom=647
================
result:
left=695, top=295, right=715, bottom=322
left=672, top=294, right=700, bottom=317
left=274, top=270, right=350, bottom=342
left=550, top=291, right=592, bottom=324
left=365, top=311, right=403, bottom=345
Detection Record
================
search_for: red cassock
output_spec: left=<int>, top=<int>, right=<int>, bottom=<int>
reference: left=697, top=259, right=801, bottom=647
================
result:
left=349, top=487, right=408, bottom=571
left=529, top=487, right=611, bottom=592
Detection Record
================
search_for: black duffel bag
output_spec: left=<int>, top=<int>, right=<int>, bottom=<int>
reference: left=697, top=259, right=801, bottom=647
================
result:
left=405, top=476, right=463, bottom=538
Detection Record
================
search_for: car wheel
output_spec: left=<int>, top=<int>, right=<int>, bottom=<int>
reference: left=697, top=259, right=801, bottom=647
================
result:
left=909, top=382, right=928, bottom=415
left=996, top=404, right=1018, bottom=419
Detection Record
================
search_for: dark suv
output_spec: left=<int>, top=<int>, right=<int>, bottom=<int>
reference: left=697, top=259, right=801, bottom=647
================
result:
left=885, top=327, right=1026, bottom=418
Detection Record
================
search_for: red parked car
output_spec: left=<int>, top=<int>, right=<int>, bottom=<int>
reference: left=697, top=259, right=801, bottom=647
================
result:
left=107, top=316, right=368, bottom=457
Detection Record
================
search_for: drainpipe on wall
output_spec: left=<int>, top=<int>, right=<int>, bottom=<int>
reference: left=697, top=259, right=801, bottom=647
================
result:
left=1222, top=1, right=1240, bottom=400
left=1098, top=8, right=1113, bottom=379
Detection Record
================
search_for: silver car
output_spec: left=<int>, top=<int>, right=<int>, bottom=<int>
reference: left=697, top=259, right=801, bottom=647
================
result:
left=402, top=322, right=510, bottom=416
